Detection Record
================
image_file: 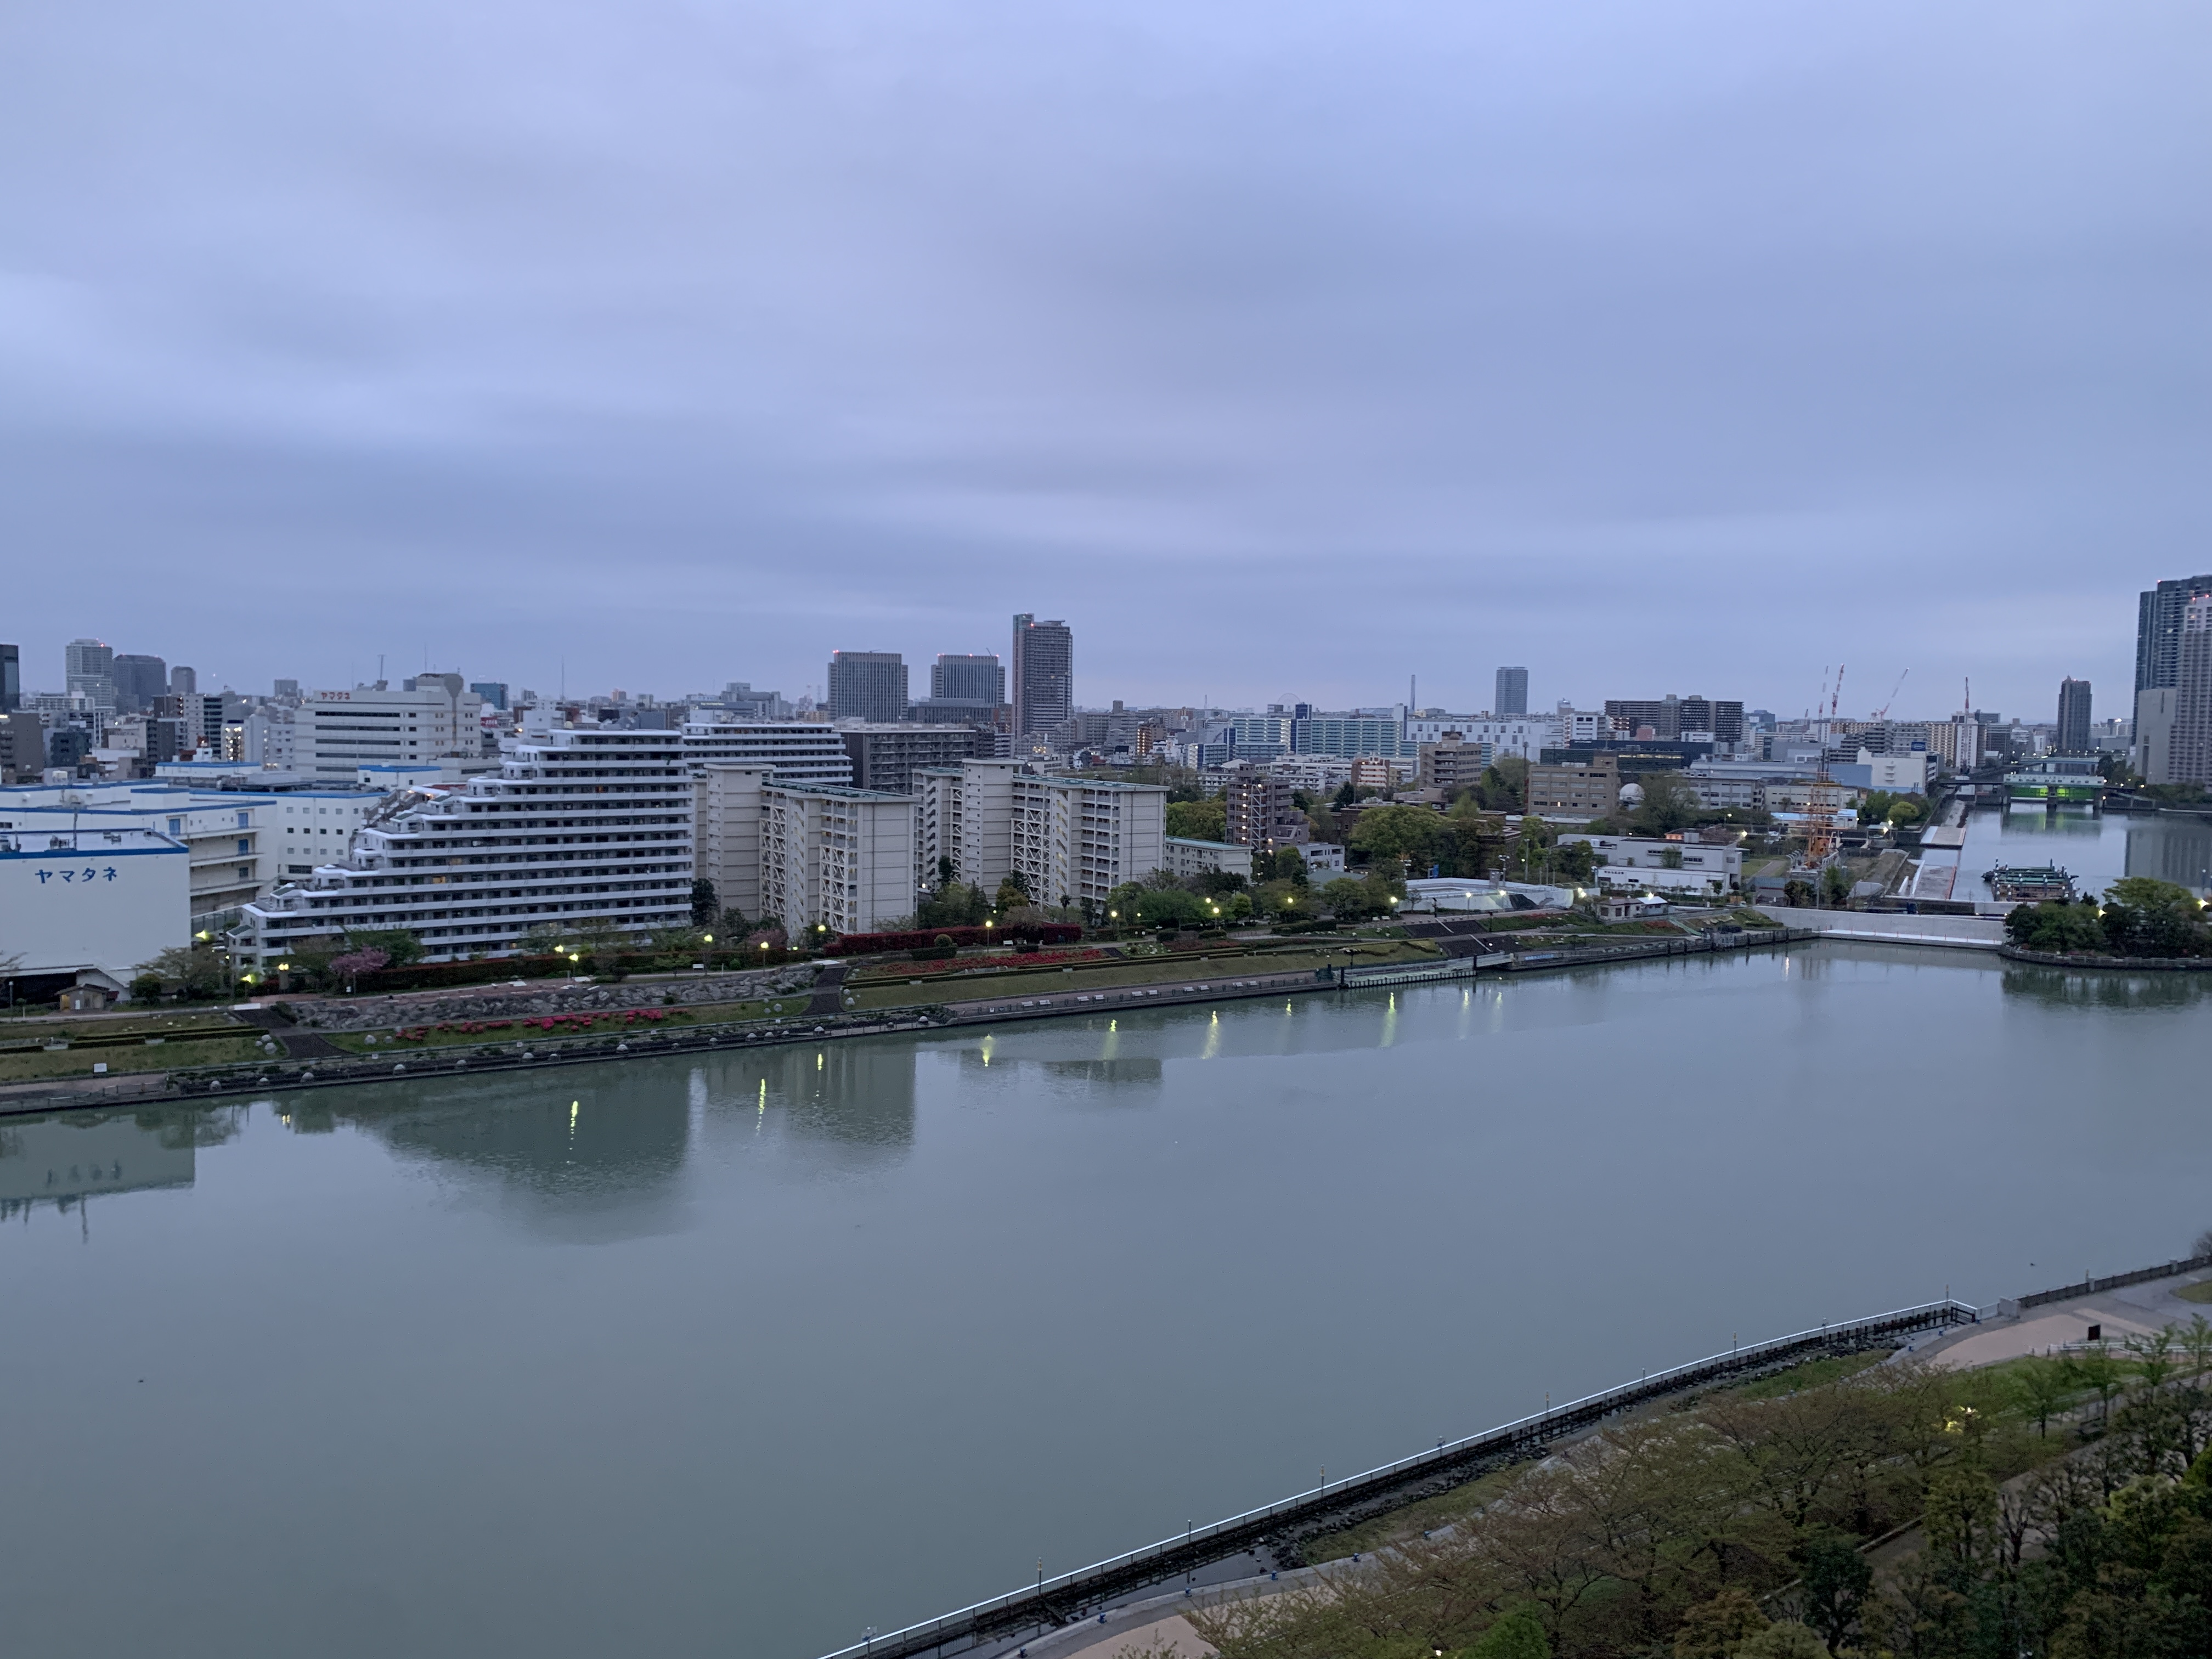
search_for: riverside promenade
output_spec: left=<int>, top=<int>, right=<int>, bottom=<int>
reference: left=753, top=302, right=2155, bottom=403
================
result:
left=0, top=927, right=1813, bottom=1119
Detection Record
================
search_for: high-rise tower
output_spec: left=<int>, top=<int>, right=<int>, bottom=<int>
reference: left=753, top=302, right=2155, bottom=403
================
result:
left=2056, top=678, right=2092, bottom=754
left=1011, top=615, right=1073, bottom=737
left=1494, top=666, right=1528, bottom=716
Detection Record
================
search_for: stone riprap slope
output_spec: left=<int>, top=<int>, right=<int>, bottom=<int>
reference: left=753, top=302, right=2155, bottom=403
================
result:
left=283, top=966, right=823, bottom=1031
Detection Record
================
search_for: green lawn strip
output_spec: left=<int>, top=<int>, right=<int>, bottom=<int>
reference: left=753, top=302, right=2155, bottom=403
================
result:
left=1715, top=1349, right=1891, bottom=1401
left=0, top=1035, right=264, bottom=1082
left=321, top=1004, right=789, bottom=1056
left=0, top=1011, right=251, bottom=1047
left=844, top=944, right=1434, bottom=1012
left=2176, top=1280, right=2212, bottom=1304
left=1301, top=1466, right=1523, bottom=1565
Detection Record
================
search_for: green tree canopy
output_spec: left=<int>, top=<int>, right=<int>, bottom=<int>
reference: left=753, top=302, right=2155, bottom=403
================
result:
left=994, top=870, right=1032, bottom=911
left=2099, top=877, right=2209, bottom=957
left=1165, top=798, right=1227, bottom=841
left=1630, top=770, right=1700, bottom=834
left=2005, top=898, right=2106, bottom=955
left=1346, top=804, right=1443, bottom=864
left=136, top=943, right=232, bottom=998
left=343, top=927, right=425, bottom=967
left=1468, top=1606, right=1550, bottom=1659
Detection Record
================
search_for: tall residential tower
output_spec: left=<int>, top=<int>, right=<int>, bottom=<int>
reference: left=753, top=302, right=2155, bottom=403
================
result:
left=1010, top=615, right=1073, bottom=737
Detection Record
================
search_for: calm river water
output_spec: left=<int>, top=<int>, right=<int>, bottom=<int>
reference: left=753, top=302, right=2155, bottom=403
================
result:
left=6, top=905, right=2211, bottom=1657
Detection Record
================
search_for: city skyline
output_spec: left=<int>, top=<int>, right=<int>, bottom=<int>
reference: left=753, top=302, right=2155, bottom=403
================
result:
left=6, top=3, right=2203, bottom=716
left=0, top=619, right=2122, bottom=726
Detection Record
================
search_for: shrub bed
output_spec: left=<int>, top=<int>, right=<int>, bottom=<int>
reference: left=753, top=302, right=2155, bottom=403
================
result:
left=823, top=923, right=1082, bottom=957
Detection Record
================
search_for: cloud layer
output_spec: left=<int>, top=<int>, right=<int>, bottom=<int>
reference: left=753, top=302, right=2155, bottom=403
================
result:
left=3, top=0, right=2207, bottom=719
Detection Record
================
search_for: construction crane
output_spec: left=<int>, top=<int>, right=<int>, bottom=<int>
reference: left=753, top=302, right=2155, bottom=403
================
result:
left=1802, top=664, right=1844, bottom=871
left=1873, top=668, right=1909, bottom=721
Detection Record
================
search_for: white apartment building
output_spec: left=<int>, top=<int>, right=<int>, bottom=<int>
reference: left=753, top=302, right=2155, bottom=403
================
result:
left=678, top=719, right=854, bottom=787
left=270, top=792, right=384, bottom=878
left=1403, top=714, right=1565, bottom=759
left=696, top=764, right=770, bottom=923
left=760, top=784, right=917, bottom=936
left=297, top=680, right=484, bottom=782
left=1009, top=774, right=1168, bottom=910
left=914, top=759, right=1019, bottom=893
left=1260, top=756, right=1355, bottom=793
left=234, top=729, right=693, bottom=968
left=1165, top=837, right=1254, bottom=881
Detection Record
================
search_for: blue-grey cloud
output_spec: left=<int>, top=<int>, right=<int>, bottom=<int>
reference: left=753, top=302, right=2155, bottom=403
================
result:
left=2, top=0, right=2207, bottom=720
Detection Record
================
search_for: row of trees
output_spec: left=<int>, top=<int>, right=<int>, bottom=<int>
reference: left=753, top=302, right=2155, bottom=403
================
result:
left=2005, top=878, right=2210, bottom=958
left=1193, top=1322, right=2212, bottom=1658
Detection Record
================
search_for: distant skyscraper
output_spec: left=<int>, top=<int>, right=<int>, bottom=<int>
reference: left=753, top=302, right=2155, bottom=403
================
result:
left=2166, top=597, right=2212, bottom=785
left=170, top=664, right=198, bottom=698
left=2056, top=678, right=2093, bottom=753
left=1011, top=614, right=1073, bottom=736
left=931, top=653, right=1006, bottom=706
left=112, top=653, right=168, bottom=712
left=469, top=681, right=509, bottom=710
left=826, top=651, right=909, bottom=723
left=2136, top=575, right=2212, bottom=693
left=64, top=637, right=115, bottom=706
left=1494, top=666, right=1528, bottom=716
left=0, top=643, right=18, bottom=711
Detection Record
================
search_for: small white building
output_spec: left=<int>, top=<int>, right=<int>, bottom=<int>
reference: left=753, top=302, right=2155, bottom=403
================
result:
left=1593, top=865, right=1731, bottom=900
left=1300, top=843, right=1348, bottom=877
left=1165, top=837, right=1254, bottom=882
left=1562, top=834, right=1743, bottom=888
left=0, top=826, right=189, bottom=995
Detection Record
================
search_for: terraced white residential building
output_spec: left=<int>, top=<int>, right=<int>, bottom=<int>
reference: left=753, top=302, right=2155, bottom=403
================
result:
left=234, top=728, right=693, bottom=968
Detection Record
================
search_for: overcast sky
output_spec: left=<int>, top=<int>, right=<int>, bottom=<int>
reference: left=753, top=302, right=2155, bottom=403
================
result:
left=3, top=1, right=2207, bottom=720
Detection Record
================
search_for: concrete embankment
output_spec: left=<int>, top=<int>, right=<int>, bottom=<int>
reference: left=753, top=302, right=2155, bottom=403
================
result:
left=1752, top=905, right=2008, bottom=949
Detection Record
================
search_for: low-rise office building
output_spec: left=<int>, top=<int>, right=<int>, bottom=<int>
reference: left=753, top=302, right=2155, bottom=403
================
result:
left=0, top=781, right=276, bottom=928
left=0, top=825, right=189, bottom=998
left=1527, top=755, right=1622, bottom=820
left=1560, top=834, right=1742, bottom=889
left=837, top=723, right=989, bottom=792
left=1418, top=736, right=1492, bottom=792
left=296, top=680, right=484, bottom=782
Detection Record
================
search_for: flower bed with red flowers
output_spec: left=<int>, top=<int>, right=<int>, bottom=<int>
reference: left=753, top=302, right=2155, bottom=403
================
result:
left=844, top=947, right=1114, bottom=984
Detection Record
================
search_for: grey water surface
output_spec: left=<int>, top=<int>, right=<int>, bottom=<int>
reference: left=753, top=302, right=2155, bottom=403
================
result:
left=4, top=939, right=2209, bottom=1659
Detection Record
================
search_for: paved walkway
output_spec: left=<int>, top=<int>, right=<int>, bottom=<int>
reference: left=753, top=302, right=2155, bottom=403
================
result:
left=1907, top=1268, right=2212, bottom=1370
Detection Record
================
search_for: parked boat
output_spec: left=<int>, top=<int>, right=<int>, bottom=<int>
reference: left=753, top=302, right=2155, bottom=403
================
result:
left=1983, top=864, right=2076, bottom=901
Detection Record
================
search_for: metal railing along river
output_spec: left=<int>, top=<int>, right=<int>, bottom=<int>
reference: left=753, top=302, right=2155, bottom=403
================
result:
left=819, top=1297, right=1978, bottom=1659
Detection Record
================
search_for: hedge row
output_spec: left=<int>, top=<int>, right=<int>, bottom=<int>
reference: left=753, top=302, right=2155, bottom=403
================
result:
left=345, top=946, right=802, bottom=994
left=822, top=923, right=1082, bottom=957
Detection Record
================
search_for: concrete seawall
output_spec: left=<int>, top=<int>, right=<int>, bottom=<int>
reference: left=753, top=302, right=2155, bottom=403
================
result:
left=1753, top=905, right=2008, bottom=950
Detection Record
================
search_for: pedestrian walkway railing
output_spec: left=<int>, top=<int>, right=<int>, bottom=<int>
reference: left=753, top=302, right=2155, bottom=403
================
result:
left=818, top=1297, right=1978, bottom=1659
